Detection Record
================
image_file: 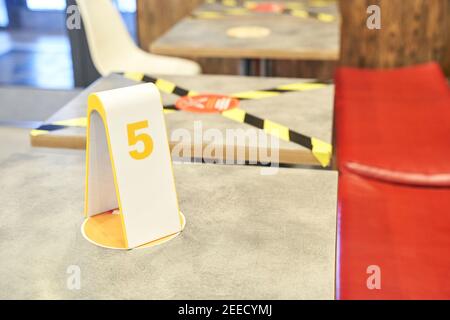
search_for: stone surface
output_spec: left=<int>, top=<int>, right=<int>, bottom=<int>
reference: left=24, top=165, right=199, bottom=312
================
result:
left=0, top=150, right=337, bottom=299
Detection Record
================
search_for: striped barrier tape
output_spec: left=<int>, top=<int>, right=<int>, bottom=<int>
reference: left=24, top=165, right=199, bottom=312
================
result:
left=192, top=9, right=336, bottom=23
left=205, top=0, right=242, bottom=6
left=220, top=107, right=332, bottom=167
left=123, top=72, right=330, bottom=100
left=195, top=0, right=337, bottom=22
left=205, top=0, right=336, bottom=9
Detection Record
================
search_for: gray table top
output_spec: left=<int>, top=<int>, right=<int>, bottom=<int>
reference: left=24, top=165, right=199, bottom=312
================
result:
left=151, top=0, right=340, bottom=60
left=0, top=148, right=337, bottom=299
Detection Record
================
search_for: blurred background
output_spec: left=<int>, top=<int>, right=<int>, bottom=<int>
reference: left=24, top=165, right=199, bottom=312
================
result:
left=0, top=0, right=137, bottom=89
left=0, top=0, right=448, bottom=92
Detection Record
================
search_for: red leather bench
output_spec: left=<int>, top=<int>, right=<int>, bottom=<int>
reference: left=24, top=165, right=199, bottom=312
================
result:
left=335, top=62, right=450, bottom=299
left=338, top=171, right=450, bottom=299
left=335, top=62, right=450, bottom=186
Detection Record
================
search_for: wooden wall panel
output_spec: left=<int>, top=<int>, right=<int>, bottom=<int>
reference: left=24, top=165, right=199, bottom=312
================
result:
left=339, top=0, right=450, bottom=75
left=137, top=0, right=204, bottom=51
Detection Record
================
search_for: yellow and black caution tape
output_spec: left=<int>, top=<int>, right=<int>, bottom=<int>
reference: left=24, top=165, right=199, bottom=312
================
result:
left=206, top=0, right=336, bottom=9
left=29, top=106, right=177, bottom=137
left=205, top=0, right=305, bottom=7
left=122, top=72, right=330, bottom=100
left=194, top=0, right=337, bottom=22
left=283, top=8, right=335, bottom=22
left=30, top=118, right=87, bottom=137
left=220, top=107, right=332, bottom=166
left=307, top=0, right=337, bottom=8
left=230, top=81, right=330, bottom=100
left=123, top=72, right=199, bottom=97
left=205, top=0, right=242, bottom=6
left=192, top=9, right=336, bottom=23
left=30, top=73, right=333, bottom=167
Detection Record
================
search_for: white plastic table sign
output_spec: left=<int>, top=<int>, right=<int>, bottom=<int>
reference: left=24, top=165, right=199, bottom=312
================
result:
left=82, top=83, right=185, bottom=250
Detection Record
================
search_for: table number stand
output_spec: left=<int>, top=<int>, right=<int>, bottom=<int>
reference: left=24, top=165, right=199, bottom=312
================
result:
left=82, top=83, right=185, bottom=250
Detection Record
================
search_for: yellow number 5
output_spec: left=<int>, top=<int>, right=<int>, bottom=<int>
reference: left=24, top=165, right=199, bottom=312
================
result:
left=127, top=121, right=153, bottom=160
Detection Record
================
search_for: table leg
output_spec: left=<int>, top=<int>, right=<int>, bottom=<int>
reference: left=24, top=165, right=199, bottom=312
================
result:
left=240, top=58, right=252, bottom=76
left=263, top=59, right=273, bottom=77
left=240, top=59, right=273, bottom=77
left=260, top=59, right=274, bottom=77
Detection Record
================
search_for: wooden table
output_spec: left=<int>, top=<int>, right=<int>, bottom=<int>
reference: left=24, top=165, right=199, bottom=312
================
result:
left=30, top=74, right=335, bottom=167
left=0, top=148, right=337, bottom=299
left=151, top=0, right=340, bottom=75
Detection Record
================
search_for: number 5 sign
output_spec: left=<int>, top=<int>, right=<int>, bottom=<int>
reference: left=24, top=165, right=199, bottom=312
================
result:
left=82, top=83, right=185, bottom=250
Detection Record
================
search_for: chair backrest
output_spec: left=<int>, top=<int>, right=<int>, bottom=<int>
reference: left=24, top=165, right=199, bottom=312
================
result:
left=76, top=0, right=138, bottom=75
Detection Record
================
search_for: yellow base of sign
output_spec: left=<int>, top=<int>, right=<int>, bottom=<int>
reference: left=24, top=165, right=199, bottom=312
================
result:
left=81, top=211, right=186, bottom=250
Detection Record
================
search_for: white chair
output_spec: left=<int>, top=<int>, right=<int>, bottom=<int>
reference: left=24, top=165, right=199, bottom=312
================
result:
left=75, top=0, right=201, bottom=76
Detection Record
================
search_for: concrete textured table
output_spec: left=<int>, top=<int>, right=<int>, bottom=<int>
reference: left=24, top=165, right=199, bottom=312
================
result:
left=30, top=74, right=334, bottom=167
left=151, top=0, right=340, bottom=75
left=0, top=147, right=337, bottom=299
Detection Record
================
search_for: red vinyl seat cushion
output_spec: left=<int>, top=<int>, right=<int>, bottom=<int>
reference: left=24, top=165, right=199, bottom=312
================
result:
left=335, top=62, right=450, bottom=185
